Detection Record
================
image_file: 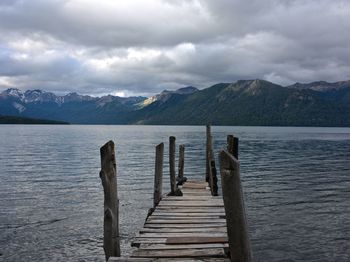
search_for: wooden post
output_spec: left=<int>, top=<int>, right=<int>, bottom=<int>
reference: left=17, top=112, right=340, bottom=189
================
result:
left=208, top=158, right=214, bottom=194
left=219, top=150, right=252, bottom=262
left=99, top=141, right=120, bottom=261
left=176, top=144, right=187, bottom=185
left=227, top=135, right=239, bottom=159
left=178, top=144, right=185, bottom=179
left=205, top=125, right=211, bottom=182
left=210, top=159, right=218, bottom=196
left=169, top=136, right=177, bottom=194
left=206, top=125, right=217, bottom=195
left=153, top=143, right=164, bottom=208
left=168, top=136, right=183, bottom=196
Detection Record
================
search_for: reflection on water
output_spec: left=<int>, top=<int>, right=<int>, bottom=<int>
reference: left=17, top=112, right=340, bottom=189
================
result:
left=0, top=125, right=349, bottom=261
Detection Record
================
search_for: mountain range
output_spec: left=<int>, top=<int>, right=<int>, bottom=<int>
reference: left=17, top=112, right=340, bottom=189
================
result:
left=1, top=79, right=350, bottom=126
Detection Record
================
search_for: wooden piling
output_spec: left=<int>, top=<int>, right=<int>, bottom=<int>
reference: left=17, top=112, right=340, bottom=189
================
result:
left=219, top=150, right=252, bottom=262
left=177, top=144, right=187, bottom=185
left=227, top=135, right=239, bottom=159
left=99, top=141, right=121, bottom=261
left=178, top=144, right=185, bottom=179
left=210, top=159, right=218, bottom=196
left=205, top=125, right=211, bottom=182
left=206, top=125, right=217, bottom=196
left=153, top=143, right=164, bottom=208
left=169, top=136, right=176, bottom=194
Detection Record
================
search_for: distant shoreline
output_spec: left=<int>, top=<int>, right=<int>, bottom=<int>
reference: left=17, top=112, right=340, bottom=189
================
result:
left=0, top=115, right=69, bottom=125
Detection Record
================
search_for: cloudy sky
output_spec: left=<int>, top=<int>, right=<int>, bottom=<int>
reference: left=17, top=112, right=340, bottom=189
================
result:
left=0, top=0, right=349, bottom=97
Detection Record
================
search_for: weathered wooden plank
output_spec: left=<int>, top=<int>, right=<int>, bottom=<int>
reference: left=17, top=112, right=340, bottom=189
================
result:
left=180, top=192, right=211, bottom=194
left=137, top=233, right=227, bottom=238
left=179, top=189, right=209, bottom=192
left=162, top=196, right=222, bottom=201
left=140, top=227, right=227, bottom=233
left=183, top=180, right=208, bottom=184
left=181, top=189, right=210, bottom=191
left=148, top=216, right=224, bottom=221
left=158, top=202, right=224, bottom=206
left=110, top=257, right=230, bottom=262
left=162, top=195, right=216, bottom=199
left=158, top=207, right=223, bottom=213
left=159, top=199, right=223, bottom=202
left=109, top=258, right=150, bottom=262
left=150, top=213, right=224, bottom=217
left=182, top=184, right=208, bottom=188
left=139, top=243, right=229, bottom=250
left=180, top=192, right=212, bottom=196
left=158, top=202, right=224, bottom=207
left=131, top=248, right=226, bottom=258
left=180, top=189, right=211, bottom=193
left=127, top=175, right=233, bottom=261
left=161, top=199, right=221, bottom=202
left=132, top=238, right=168, bottom=245
left=152, top=212, right=225, bottom=217
left=183, top=184, right=208, bottom=189
left=159, top=201, right=222, bottom=205
left=144, top=223, right=226, bottom=228
left=108, top=258, right=150, bottom=262
left=155, top=208, right=224, bottom=213
left=181, top=187, right=210, bottom=191
left=166, top=237, right=228, bottom=245
left=146, top=219, right=226, bottom=224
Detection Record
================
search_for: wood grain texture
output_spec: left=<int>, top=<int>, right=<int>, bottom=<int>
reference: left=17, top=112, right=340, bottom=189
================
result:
left=112, top=178, right=235, bottom=261
left=100, top=141, right=120, bottom=261
left=169, top=136, right=176, bottom=194
left=109, top=257, right=230, bottom=262
left=220, top=150, right=252, bottom=262
left=154, top=143, right=164, bottom=208
left=166, top=237, right=228, bottom=245
left=131, top=248, right=226, bottom=258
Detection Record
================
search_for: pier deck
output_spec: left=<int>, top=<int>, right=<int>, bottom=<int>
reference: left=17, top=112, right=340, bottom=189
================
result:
left=110, top=180, right=230, bottom=262
left=101, top=129, right=251, bottom=262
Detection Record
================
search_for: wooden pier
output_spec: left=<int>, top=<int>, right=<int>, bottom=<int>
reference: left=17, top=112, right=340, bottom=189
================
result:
left=127, top=180, right=228, bottom=261
left=100, top=126, right=252, bottom=262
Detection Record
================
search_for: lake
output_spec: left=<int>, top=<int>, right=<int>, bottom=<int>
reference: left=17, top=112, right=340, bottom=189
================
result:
left=0, top=125, right=349, bottom=261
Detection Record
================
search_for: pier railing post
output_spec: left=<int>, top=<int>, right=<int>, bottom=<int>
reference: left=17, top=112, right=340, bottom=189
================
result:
left=153, top=143, right=164, bottom=208
left=206, top=125, right=211, bottom=183
left=177, top=144, right=187, bottom=185
left=219, top=150, right=252, bottom=262
left=227, top=135, right=239, bottom=159
left=168, top=136, right=182, bottom=196
left=206, top=125, right=218, bottom=195
left=209, top=159, right=218, bottom=196
left=169, top=136, right=176, bottom=193
left=99, top=141, right=120, bottom=261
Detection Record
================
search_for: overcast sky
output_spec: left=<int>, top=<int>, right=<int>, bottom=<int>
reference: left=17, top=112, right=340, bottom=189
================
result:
left=0, top=0, right=349, bottom=97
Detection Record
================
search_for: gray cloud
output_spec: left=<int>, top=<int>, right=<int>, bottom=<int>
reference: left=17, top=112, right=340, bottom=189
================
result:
left=0, top=0, right=349, bottom=96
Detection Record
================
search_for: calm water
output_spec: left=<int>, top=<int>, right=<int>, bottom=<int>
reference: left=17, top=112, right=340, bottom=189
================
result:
left=0, top=125, right=349, bottom=261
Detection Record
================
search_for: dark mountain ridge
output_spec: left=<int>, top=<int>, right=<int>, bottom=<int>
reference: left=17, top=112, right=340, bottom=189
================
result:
left=1, top=79, right=350, bottom=126
left=133, top=80, right=350, bottom=126
left=288, top=80, right=350, bottom=106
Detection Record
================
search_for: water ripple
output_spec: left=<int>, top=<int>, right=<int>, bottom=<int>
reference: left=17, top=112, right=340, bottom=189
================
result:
left=0, top=125, right=349, bottom=261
